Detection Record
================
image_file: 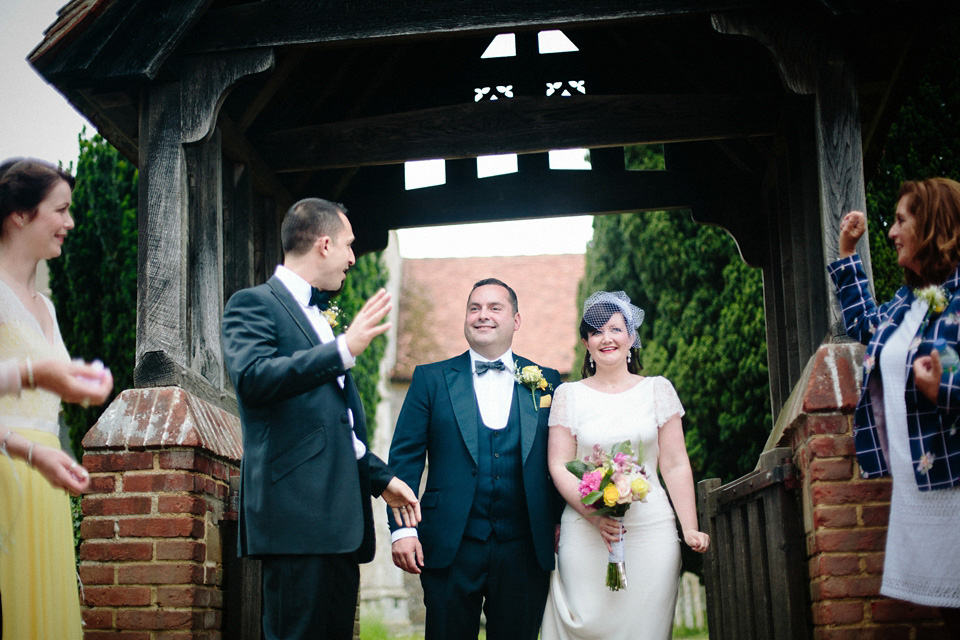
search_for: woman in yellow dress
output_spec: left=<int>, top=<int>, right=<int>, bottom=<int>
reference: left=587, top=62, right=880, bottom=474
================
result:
left=0, top=158, right=112, bottom=638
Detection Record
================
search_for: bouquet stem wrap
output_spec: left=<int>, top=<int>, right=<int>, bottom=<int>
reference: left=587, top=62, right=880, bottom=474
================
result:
left=606, top=516, right=627, bottom=591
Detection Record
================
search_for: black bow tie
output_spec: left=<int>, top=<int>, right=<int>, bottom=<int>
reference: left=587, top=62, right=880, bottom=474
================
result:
left=475, top=359, right=506, bottom=375
left=309, top=288, right=331, bottom=310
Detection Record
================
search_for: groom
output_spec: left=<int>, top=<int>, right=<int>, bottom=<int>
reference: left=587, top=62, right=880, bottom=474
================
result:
left=222, top=198, right=420, bottom=640
left=388, top=278, right=562, bottom=640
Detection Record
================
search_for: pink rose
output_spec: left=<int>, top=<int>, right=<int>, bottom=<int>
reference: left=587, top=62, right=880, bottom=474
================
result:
left=579, top=469, right=604, bottom=497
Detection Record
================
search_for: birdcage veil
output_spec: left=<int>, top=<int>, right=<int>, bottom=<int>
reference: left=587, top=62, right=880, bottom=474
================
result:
left=581, top=291, right=644, bottom=349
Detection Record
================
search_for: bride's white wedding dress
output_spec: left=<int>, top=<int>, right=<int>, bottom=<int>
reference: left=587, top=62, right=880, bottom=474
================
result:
left=541, top=377, right=683, bottom=640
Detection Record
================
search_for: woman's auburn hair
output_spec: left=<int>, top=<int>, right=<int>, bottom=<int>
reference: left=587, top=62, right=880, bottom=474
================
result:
left=900, top=177, right=960, bottom=287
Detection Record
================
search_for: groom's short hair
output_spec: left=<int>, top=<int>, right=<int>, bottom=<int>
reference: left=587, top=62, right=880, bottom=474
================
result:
left=470, top=278, right=519, bottom=314
left=281, top=198, right=348, bottom=256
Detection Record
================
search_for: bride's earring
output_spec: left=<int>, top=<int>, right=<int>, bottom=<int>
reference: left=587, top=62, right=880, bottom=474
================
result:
left=589, top=354, right=594, bottom=367
left=627, top=351, right=632, bottom=363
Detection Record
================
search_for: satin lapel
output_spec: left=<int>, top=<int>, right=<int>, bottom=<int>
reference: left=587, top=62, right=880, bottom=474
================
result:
left=267, top=277, right=320, bottom=347
left=267, top=277, right=349, bottom=408
left=445, top=353, right=479, bottom=466
left=515, top=356, right=539, bottom=465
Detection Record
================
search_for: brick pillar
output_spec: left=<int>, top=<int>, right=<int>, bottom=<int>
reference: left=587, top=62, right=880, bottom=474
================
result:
left=78, top=387, right=242, bottom=639
left=767, top=341, right=945, bottom=638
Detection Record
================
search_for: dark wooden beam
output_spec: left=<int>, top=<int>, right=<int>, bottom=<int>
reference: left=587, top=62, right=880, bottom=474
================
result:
left=183, top=0, right=764, bottom=54
left=236, top=51, right=305, bottom=134
left=262, top=93, right=781, bottom=172
left=219, top=115, right=294, bottom=206
left=339, top=150, right=696, bottom=235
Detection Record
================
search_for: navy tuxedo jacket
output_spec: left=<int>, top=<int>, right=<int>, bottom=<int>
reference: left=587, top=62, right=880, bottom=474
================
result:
left=388, top=351, right=563, bottom=571
left=222, top=276, right=393, bottom=560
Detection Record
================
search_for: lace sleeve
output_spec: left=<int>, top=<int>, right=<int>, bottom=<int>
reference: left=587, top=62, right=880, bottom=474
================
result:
left=547, top=383, right=577, bottom=435
left=653, top=377, right=685, bottom=428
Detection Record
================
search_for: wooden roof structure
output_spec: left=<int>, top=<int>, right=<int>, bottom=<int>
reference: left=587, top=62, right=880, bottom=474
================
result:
left=29, top=0, right=952, bottom=415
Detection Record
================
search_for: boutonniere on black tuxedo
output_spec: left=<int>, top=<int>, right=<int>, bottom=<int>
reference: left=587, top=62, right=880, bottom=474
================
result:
left=321, top=304, right=342, bottom=329
left=515, top=365, right=553, bottom=411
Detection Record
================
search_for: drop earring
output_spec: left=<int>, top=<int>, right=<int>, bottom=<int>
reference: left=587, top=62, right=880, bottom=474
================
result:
left=589, top=354, right=594, bottom=367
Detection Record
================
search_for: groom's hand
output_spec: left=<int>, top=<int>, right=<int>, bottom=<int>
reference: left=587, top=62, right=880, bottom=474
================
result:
left=382, top=476, right=421, bottom=528
left=392, top=537, right=424, bottom=574
left=345, top=289, right=392, bottom=357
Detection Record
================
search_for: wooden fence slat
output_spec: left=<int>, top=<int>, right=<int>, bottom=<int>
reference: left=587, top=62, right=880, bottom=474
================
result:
left=697, top=478, right=723, bottom=640
left=698, top=447, right=810, bottom=639
left=730, top=507, right=754, bottom=639
left=746, top=498, right=773, bottom=638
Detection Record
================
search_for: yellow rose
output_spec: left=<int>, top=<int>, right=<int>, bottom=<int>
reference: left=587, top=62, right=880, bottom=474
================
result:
left=537, top=378, right=548, bottom=390
left=321, top=309, right=338, bottom=328
left=631, top=477, right=649, bottom=501
left=603, top=484, right=619, bottom=507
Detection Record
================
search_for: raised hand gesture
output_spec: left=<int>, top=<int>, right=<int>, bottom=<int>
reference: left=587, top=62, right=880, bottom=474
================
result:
left=839, top=211, right=867, bottom=258
left=344, top=289, right=392, bottom=358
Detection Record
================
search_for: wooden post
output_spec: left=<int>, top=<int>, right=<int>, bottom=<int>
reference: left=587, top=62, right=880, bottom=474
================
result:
left=712, top=12, right=873, bottom=322
left=135, top=49, right=273, bottom=404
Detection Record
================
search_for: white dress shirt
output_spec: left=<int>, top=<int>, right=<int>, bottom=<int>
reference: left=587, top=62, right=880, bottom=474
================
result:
left=469, top=348, right=515, bottom=430
left=392, top=348, right=516, bottom=542
left=273, top=265, right=365, bottom=459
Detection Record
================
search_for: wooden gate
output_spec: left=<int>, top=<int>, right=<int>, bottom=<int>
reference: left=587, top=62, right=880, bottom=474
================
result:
left=696, top=447, right=811, bottom=639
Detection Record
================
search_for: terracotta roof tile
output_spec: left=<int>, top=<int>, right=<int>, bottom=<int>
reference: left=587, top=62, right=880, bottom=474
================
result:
left=393, top=254, right=585, bottom=380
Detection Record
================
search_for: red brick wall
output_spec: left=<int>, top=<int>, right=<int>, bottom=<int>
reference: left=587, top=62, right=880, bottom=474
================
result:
left=79, top=388, right=241, bottom=639
left=772, top=343, right=944, bottom=638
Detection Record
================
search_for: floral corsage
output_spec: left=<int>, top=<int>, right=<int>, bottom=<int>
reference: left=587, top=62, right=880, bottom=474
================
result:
left=515, top=365, right=552, bottom=410
left=321, top=304, right=341, bottom=329
left=915, top=285, right=948, bottom=315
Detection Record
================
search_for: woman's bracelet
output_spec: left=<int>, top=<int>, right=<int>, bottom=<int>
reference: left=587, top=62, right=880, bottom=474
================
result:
left=27, top=442, right=35, bottom=467
left=25, top=357, right=35, bottom=390
left=0, top=430, right=11, bottom=454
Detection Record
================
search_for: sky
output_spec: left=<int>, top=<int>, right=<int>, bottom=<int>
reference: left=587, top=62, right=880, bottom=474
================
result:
left=0, top=0, right=595, bottom=258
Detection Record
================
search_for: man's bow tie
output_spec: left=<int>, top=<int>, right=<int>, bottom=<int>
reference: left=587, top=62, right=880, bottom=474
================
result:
left=309, top=288, right=331, bottom=310
left=475, top=359, right=506, bottom=375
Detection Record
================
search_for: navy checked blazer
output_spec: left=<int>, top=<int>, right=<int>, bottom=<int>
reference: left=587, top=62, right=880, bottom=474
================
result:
left=828, top=255, right=960, bottom=490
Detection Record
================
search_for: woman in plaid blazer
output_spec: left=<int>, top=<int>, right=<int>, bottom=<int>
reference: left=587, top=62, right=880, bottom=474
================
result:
left=828, top=177, right=960, bottom=630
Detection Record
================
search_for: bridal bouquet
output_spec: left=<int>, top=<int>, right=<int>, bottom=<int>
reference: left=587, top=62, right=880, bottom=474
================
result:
left=566, top=441, right=650, bottom=590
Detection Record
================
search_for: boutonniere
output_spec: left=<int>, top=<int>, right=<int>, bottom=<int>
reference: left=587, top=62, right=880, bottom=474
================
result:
left=915, top=285, right=949, bottom=315
left=515, top=365, right=553, bottom=411
left=321, top=303, right=341, bottom=329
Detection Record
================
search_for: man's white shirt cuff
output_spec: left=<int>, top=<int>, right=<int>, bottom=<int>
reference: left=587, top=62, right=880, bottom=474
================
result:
left=391, top=527, right=418, bottom=542
left=336, top=335, right=356, bottom=369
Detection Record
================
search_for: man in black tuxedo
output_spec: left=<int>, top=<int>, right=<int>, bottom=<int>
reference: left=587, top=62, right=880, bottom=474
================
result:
left=222, top=198, right=420, bottom=640
left=388, top=278, right=562, bottom=640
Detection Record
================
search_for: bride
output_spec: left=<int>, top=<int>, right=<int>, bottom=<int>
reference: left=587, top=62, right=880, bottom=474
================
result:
left=541, top=291, right=709, bottom=640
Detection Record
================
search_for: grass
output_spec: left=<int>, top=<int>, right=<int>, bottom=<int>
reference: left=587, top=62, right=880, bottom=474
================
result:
left=359, top=618, right=485, bottom=640
left=360, top=617, right=704, bottom=639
